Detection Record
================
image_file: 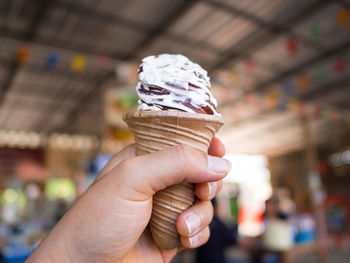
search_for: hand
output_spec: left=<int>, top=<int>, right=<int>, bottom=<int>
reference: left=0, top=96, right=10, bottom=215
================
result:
left=26, top=137, right=231, bottom=263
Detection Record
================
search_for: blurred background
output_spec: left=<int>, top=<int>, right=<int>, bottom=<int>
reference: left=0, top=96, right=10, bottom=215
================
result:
left=0, top=0, right=349, bottom=262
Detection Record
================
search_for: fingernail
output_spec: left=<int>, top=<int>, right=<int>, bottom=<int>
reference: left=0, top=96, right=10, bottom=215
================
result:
left=185, top=213, right=201, bottom=235
left=189, top=235, right=200, bottom=247
left=207, top=156, right=231, bottom=173
left=208, top=182, right=217, bottom=199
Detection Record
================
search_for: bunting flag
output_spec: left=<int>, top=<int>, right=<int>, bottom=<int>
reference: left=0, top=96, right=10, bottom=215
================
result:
left=315, top=68, right=327, bottom=82
left=287, top=99, right=297, bottom=112
left=278, top=97, right=287, bottom=110
left=330, top=109, right=340, bottom=122
left=120, top=93, right=138, bottom=109
left=309, top=24, right=321, bottom=38
left=71, top=55, right=86, bottom=73
left=17, top=46, right=31, bottom=65
left=96, top=56, right=110, bottom=68
left=228, top=69, right=240, bottom=83
left=244, top=57, right=256, bottom=73
left=244, top=93, right=258, bottom=105
left=267, top=90, right=278, bottom=109
left=334, top=58, right=346, bottom=73
left=313, top=105, right=322, bottom=119
left=297, top=74, right=310, bottom=91
left=296, top=101, right=307, bottom=116
left=286, top=37, right=298, bottom=55
left=282, top=82, right=294, bottom=95
left=336, top=9, right=349, bottom=28
left=46, top=52, right=59, bottom=69
left=345, top=112, right=350, bottom=125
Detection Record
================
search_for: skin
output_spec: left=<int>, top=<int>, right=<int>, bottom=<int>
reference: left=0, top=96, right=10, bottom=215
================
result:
left=26, top=137, right=230, bottom=263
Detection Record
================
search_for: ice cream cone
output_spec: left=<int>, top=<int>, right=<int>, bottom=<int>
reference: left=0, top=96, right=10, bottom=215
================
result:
left=123, top=110, right=224, bottom=249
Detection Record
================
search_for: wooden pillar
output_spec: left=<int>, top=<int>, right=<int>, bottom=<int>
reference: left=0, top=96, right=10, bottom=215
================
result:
left=300, top=115, right=328, bottom=261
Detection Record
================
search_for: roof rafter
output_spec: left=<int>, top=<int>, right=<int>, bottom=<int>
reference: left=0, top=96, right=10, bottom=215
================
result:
left=209, top=0, right=330, bottom=71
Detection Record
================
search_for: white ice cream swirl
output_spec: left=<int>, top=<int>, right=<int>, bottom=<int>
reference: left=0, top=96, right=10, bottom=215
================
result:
left=136, top=54, right=219, bottom=115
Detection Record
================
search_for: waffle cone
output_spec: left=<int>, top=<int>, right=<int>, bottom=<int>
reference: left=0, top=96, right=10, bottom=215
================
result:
left=123, top=111, right=224, bottom=249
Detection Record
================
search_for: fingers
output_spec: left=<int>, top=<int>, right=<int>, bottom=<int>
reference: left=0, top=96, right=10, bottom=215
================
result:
left=106, top=144, right=231, bottom=200
left=195, top=180, right=223, bottom=201
left=177, top=200, right=213, bottom=238
left=95, top=144, right=136, bottom=181
left=177, top=200, right=214, bottom=248
left=180, top=227, right=210, bottom=249
left=208, top=137, right=225, bottom=157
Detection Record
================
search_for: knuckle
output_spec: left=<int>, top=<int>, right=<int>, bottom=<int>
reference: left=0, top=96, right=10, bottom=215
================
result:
left=117, top=157, right=135, bottom=173
left=174, top=144, right=204, bottom=170
left=175, top=144, right=192, bottom=161
left=173, top=144, right=193, bottom=173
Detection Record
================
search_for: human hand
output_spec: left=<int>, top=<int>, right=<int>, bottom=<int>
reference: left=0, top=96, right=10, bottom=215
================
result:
left=26, top=137, right=231, bottom=263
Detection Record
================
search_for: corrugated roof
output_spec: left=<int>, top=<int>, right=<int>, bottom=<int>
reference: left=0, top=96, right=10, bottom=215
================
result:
left=0, top=0, right=349, bottom=155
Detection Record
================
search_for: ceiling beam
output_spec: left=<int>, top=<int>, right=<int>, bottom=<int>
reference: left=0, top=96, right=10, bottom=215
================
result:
left=203, top=0, right=324, bottom=50
left=55, top=0, right=220, bottom=56
left=334, top=98, right=350, bottom=110
left=122, top=0, right=199, bottom=60
left=209, top=0, right=329, bottom=71
left=203, top=0, right=281, bottom=30
left=335, top=0, right=350, bottom=9
left=34, top=71, right=99, bottom=132
left=54, top=0, right=148, bottom=33
left=25, top=0, right=53, bottom=39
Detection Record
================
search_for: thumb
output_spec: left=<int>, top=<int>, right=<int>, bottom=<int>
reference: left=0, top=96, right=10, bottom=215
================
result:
left=103, top=144, right=231, bottom=201
left=95, top=144, right=136, bottom=181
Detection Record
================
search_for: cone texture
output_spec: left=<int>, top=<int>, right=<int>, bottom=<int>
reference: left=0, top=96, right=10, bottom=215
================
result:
left=123, top=111, right=224, bottom=249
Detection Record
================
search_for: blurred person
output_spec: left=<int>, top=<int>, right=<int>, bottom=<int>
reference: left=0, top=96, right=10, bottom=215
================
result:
left=250, top=197, right=293, bottom=263
left=195, top=198, right=238, bottom=263
left=276, top=188, right=295, bottom=217
left=25, top=138, right=231, bottom=263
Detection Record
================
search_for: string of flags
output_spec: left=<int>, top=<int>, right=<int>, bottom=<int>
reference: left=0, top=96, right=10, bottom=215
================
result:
left=215, top=57, right=350, bottom=126
left=215, top=49, right=349, bottom=125
left=217, top=50, right=348, bottom=96
left=215, top=7, right=350, bottom=125
left=0, top=38, right=115, bottom=73
left=217, top=87, right=350, bottom=127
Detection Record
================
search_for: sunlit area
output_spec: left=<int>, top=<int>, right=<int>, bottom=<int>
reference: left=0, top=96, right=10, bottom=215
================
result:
left=0, top=0, right=350, bottom=263
left=223, top=154, right=272, bottom=237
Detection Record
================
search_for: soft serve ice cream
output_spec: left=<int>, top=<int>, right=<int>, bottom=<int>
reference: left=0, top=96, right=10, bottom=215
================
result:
left=136, top=54, right=219, bottom=115
left=125, top=54, right=224, bottom=249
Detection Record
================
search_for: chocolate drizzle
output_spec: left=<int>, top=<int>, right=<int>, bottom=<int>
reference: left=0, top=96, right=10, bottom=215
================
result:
left=136, top=54, right=219, bottom=116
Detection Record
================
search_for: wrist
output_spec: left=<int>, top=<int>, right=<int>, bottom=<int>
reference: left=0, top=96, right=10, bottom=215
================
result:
left=26, top=217, right=82, bottom=263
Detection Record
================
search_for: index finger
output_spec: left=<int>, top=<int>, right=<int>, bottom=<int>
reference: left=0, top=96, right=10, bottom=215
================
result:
left=208, top=137, right=225, bottom=157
